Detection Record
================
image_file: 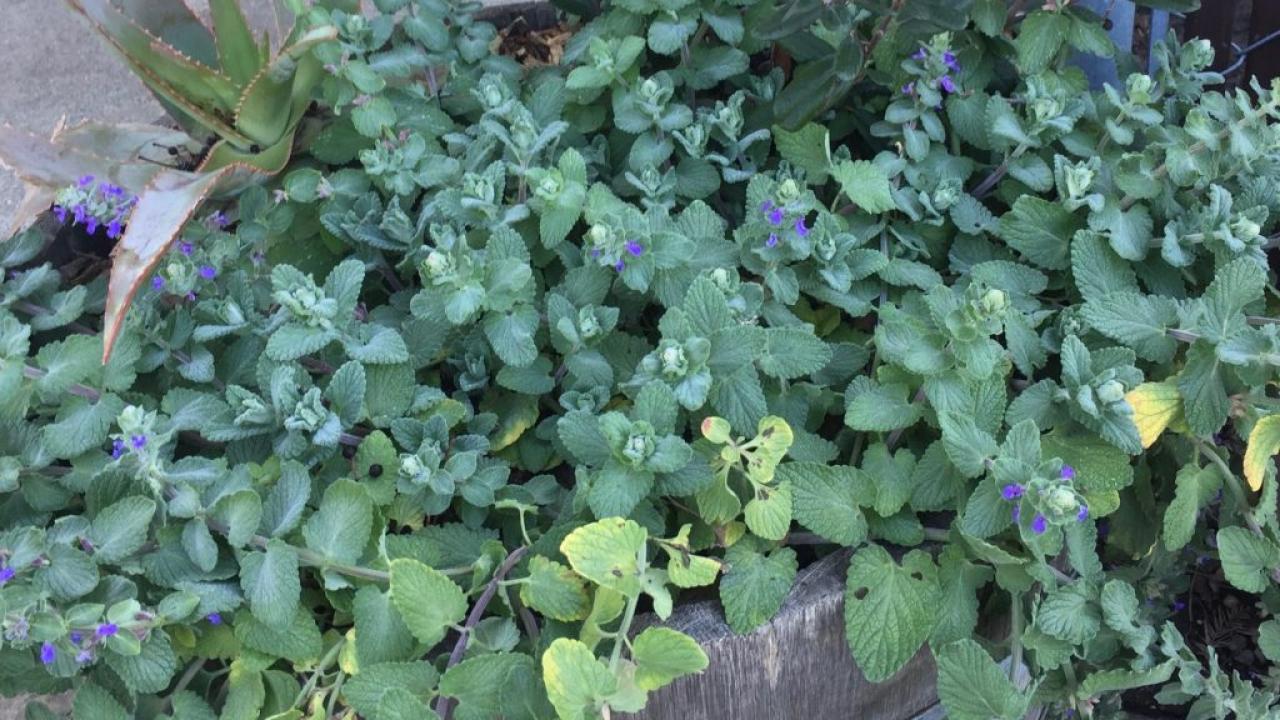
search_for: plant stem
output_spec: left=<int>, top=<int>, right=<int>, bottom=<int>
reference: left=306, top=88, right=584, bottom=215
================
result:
left=1193, top=437, right=1263, bottom=536
left=164, top=658, right=205, bottom=712
left=972, top=142, right=1029, bottom=199
left=22, top=365, right=101, bottom=401
left=292, top=638, right=345, bottom=709
left=1008, top=592, right=1023, bottom=686
left=608, top=592, right=641, bottom=674
left=436, top=546, right=529, bottom=720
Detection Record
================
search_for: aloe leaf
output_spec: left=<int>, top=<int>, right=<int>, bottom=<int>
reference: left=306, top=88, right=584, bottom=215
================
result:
left=0, top=123, right=184, bottom=235
left=234, top=26, right=337, bottom=146
left=124, top=61, right=257, bottom=147
left=198, top=132, right=294, bottom=175
left=102, top=165, right=268, bottom=362
left=115, top=0, right=219, bottom=66
left=209, top=0, right=262, bottom=86
left=52, top=121, right=199, bottom=162
left=65, top=0, right=241, bottom=115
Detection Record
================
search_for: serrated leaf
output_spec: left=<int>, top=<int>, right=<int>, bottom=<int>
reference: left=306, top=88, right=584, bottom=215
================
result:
left=844, top=546, right=939, bottom=682
left=389, top=559, right=467, bottom=647
left=998, top=196, right=1080, bottom=270
left=1245, top=415, right=1280, bottom=492
left=719, top=544, right=797, bottom=634
left=1016, top=11, right=1069, bottom=74
left=520, top=555, right=590, bottom=621
left=844, top=377, right=921, bottom=432
left=632, top=627, right=708, bottom=690
left=560, top=518, right=647, bottom=597
left=542, top=638, right=616, bottom=720
left=1217, top=526, right=1280, bottom=593
left=780, top=462, right=868, bottom=546
left=239, top=539, right=300, bottom=631
left=303, top=479, right=372, bottom=568
left=758, top=328, right=831, bottom=379
left=936, top=639, right=1028, bottom=720
left=832, top=160, right=896, bottom=214
left=772, top=123, right=830, bottom=182
left=1125, top=382, right=1183, bottom=449
left=90, top=496, right=156, bottom=563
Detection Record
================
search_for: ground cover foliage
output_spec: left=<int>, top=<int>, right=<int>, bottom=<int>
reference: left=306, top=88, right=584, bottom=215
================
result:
left=4, top=0, right=1280, bottom=717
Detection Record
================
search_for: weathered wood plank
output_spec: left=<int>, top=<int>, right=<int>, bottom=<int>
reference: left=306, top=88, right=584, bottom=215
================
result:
left=628, top=549, right=938, bottom=720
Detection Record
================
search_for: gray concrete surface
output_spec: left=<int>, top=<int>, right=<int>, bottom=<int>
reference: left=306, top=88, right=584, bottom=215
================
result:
left=0, top=0, right=279, bottom=228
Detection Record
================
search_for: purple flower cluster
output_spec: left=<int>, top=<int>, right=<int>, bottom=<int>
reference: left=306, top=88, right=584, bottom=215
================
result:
left=0, top=566, right=14, bottom=585
left=52, top=175, right=135, bottom=239
left=110, top=434, right=147, bottom=460
left=907, top=47, right=961, bottom=96
left=759, top=201, right=809, bottom=248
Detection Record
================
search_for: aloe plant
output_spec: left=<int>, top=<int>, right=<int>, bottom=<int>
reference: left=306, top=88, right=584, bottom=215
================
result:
left=0, top=0, right=336, bottom=361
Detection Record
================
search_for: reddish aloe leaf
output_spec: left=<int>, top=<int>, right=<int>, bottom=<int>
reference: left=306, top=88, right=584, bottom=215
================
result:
left=102, top=161, right=284, bottom=362
left=101, top=168, right=225, bottom=362
left=52, top=121, right=198, bottom=161
left=0, top=124, right=170, bottom=234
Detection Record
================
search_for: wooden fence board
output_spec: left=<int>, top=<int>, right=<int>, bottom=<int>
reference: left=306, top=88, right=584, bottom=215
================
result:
left=628, top=549, right=939, bottom=720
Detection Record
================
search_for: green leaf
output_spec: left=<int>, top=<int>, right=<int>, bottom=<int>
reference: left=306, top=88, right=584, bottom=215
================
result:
left=90, top=496, right=156, bottom=563
left=719, top=544, right=797, bottom=633
left=935, top=639, right=1028, bottom=720
left=344, top=662, right=439, bottom=718
left=520, top=555, right=591, bottom=622
left=1177, top=341, right=1230, bottom=437
left=375, top=688, right=440, bottom=720
left=73, top=683, right=129, bottom=720
left=484, top=305, right=540, bottom=368
left=542, top=638, right=617, bottom=720
left=389, top=559, right=468, bottom=647
left=1259, top=620, right=1280, bottom=664
left=303, top=479, right=373, bottom=568
left=1100, top=579, right=1156, bottom=656
left=354, top=586, right=417, bottom=666
left=1162, top=465, right=1220, bottom=551
left=1081, top=293, right=1179, bottom=363
left=939, top=412, right=999, bottom=478
left=832, top=160, right=896, bottom=214
left=844, top=377, right=921, bottom=432
left=631, top=627, right=709, bottom=690
left=210, top=490, right=262, bottom=548
left=1040, top=432, right=1134, bottom=493
left=772, top=123, right=830, bottom=183
left=105, top=630, right=178, bottom=693
left=744, top=481, right=792, bottom=541
left=998, top=196, right=1080, bottom=270
left=1217, top=526, right=1280, bottom=593
left=780, top=462, right=868, bottom=546
left=758, top=328, right=831, bottom=380
left=260, top=460, right=311, bottom=537
left=1016, top=11, right=1069, bottom=74
left=239, top=539, right=300, bottom=631
left=843, top=545, right=939, bottom=682
left=234, top=606, right=322, bottom=663
left=1035, top=583, right=1099, bottom=645
left=560, top=518, right=648, bottom=597
left=1245, top=415, right=1280, bottom=491
left=43, top=394, right=125, bottom=459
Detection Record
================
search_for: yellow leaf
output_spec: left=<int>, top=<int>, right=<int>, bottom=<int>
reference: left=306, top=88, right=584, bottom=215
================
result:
left=1125, top=382, right=1183, bottom=449
left=1244, top=415, right=1280, bottom=491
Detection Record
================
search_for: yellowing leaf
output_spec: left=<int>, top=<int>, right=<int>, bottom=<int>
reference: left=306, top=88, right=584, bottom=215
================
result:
left=1244, top=415, right=1280, bottom=491
left=1125, top=382, right=1182, bottom=449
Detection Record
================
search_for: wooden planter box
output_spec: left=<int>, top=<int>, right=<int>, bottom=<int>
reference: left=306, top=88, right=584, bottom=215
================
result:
left=630, top=549, right=943, bottom=720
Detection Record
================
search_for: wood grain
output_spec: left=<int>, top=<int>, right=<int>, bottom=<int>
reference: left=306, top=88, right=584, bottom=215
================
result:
left=628, top=549, right=940, bottom=720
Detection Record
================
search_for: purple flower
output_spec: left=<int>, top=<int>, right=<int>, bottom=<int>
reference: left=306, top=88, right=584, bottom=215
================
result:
left=40, top=642, right=56, bottom=665
left=209, top=211, right=229, bottom=229
left=794, top=217, right=809, bottom=237
left=767, top=207, right=784, bottom=226
left=760, top=200, right=774, bottom=213
left=1061, top=465, right=1075, bottom=480
left=73, top=204, right=87, bottom=225
left=179, top=242, right=194, bottom=256
left=1001, top=483, right=1024, bottom=500
left=625, top=240, right=644, bottom=257
left=207, top=613, right=222, bottom=625
left=902, top=82, right=915, bottom=96
left=199, top=265, right=217, bottom=280
left=1172, top=600, right=1187, bottom=613
left=590, top=248, right=601, bottom=259
left=251, top=251, right=266, bottom=265
left=52, top=205, right=67, bottom=223
left=69, top=632, right=82, bottom=645
left=943, top=51, right=960, bottom=72
left=111, top=439, right=125, bottom=459
left=101, top=184, right=124, bottom=199
left=107, top=220, right=122, bottom=239
left=614, top=259, right=625, bottom=272
left=130, top=435, right=147, bottom=450
left=1032, top=514, right=1047, bottom=534
left=75, top=649, right=94, bottom=664
left=940, top=75, right=957, bottom=94
left=185, top=291, right=197, bottom=302
left=912, top=48, right=927, bottom=61
left=85, top=217, right=99, bottom=235
left=0, top=567, right=13, bottom=584
left=151, top=276, right=165, bottom=291
left=95, top=623, right=118, bottom=638
left=1010, top=505, right=1020, bottom=523
left=78, top=175, right=95, bottom=188
left=766, top=233, right=779, bottom=248
left=1076, top=504, right=1089, bottom=522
